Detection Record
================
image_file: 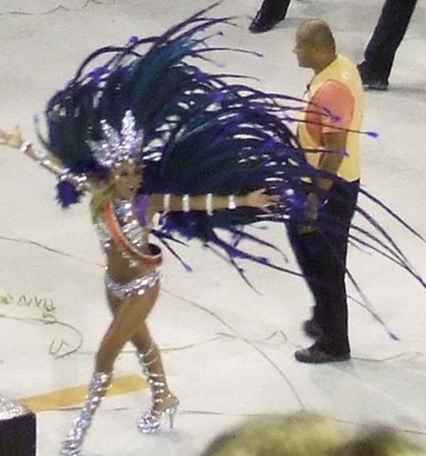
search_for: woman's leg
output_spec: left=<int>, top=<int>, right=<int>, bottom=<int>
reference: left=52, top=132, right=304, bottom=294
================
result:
left=61, top=284, right=160, bottom=455
left=60, top=371, right=112, bottom=456
left=106, top=286, right=169, bottom=395
left=106, top=287, right=178, bottom=432
left=96, top=281, right=159, bottom=372
left=133, top=321, right=179, bottom=432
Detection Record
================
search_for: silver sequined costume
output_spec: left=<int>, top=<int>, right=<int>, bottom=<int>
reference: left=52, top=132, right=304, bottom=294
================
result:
left=95, top=198, right=161, bottom=300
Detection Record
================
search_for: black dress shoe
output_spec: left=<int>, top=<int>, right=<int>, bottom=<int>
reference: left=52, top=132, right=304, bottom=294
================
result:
left=363, top=79, right=389, bottom=91
left=249, top=0, right=289, bottom=33
left=357, top=63, right=388, bottom=91
left=249, top=14, right=283, bottom=33
left=302, top=319, right=323, bottom=338
left=295, top=344, right=350, bottom=364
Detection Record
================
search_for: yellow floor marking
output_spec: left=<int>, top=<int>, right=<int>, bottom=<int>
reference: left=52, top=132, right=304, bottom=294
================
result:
left=19, top=375, right=148, bottom=412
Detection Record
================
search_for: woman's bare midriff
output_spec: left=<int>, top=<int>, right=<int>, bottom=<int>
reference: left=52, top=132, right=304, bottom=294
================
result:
left=105, top=244, right=157, bottom=284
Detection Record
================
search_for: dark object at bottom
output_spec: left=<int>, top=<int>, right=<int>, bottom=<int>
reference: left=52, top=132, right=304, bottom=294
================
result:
left=249, top=0, right=291, bottom=33
left=357, top=62, right=389, bottom=91
left=295, top=343, right=350, bottom=364
left=0, top=396, right=36, bottom=456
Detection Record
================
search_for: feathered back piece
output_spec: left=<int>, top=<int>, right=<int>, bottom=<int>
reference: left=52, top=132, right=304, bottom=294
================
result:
left=41, top=4, right=311, bottom=188
left=39, top=4, right=424, bottom=319
left=39, top=4, right=316, bottom=259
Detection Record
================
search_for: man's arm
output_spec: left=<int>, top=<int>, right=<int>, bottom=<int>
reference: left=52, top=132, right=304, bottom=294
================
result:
left=315, top=130, right=348, bottom=193
left=302, top=81, right=353, bottom=230
left=301, top=131, right=347, bottom=230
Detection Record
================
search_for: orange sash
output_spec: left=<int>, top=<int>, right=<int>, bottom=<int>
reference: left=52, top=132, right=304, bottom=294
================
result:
left=104, top=201, right=162, bottom=267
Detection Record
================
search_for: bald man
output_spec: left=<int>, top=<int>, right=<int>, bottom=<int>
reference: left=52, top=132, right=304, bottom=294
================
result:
left=289, top=20, right=364, bottom=363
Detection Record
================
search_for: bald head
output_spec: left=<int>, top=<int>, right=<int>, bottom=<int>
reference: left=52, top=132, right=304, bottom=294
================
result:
left=297, top=19, right=336, bottom=52
left=293, top=19, right=337, bottom=72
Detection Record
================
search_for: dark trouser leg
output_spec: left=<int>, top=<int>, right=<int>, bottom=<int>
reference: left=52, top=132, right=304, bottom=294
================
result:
left=314, top=181, right=359, bottom=354
left=287, top=225, right=327, bottom=330
left=289, top=181, right=359, bottom=355
left=364, top=0, right=417, bottom=81
left=261, top=0, right=291, bottom=20
left=314, top=229, right=350, bottom=353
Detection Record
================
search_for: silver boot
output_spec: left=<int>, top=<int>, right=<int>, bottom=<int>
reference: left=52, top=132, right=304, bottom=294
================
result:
left=60, top=371, right=112, bottom=456
left=136, top=346, right=179, bottom=433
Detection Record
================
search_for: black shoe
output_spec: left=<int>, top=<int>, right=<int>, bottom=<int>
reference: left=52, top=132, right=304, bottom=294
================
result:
left=302, top=319, right=323, bottom=339
left=249, top=12, right=283, bottom=33
left=363, top=79, right=389, bottom=91
left=249, top=0, right=288, bottom=34
left=295, top=344, right=350, bottom=364
left=357, top=63, right=388, bottom=91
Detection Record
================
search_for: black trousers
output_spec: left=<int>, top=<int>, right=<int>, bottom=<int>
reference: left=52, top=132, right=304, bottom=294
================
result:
left=364, top=0, right=417, bottom=81
left=287, top=180, right=360, bottom=354
left=256, top=0, right=291, bottom=20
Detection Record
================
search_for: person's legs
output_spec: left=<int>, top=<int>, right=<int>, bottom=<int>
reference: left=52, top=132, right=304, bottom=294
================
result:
left=313, top=227, right=350, bottom=355
left=359, top=0, right=417, bottom=89
left=249, top=0, right=291, bottom=33
left=295, top=181, right=359, bottom=363
left=287, top=223, right=327, bottom=336
left=107, top=287, right=178, bottom=433
left=95, top=281, right=159, bottom=372
left=60, top=282, right=160, bottom=455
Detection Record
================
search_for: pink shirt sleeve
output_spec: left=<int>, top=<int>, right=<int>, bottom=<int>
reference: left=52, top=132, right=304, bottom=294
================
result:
left=311, top=80, right=355, bottom=134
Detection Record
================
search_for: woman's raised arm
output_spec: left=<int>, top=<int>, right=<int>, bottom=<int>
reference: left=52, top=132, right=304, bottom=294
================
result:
left=0, top=126, right=65, bottom=176
left=0, top=126, right=90, bottom=193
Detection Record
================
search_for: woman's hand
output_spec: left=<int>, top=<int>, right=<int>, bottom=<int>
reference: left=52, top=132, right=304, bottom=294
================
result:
left=245, top=188, right=279, bottom=211
left=0, top=126, right=24, bottom=149
left=0, top=126, right=49, bottom=162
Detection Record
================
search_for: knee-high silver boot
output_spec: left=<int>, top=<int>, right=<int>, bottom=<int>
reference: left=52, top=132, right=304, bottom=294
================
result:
left=60, top=371, right=112, bottom=456
left=136, top=346, right=179, bottom=433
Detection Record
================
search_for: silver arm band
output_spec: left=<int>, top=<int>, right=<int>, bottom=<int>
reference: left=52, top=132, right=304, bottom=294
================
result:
left=182, top=194, right=190, bottom=212
left=228, top=194, right=236, bottom=210
left=206, top=193, right=213, bottom=216
left=163, top=194, right=171, bottom=213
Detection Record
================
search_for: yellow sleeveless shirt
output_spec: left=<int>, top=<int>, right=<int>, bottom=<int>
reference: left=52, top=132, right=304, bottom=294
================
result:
left=298, top=54, right=365, bottom=182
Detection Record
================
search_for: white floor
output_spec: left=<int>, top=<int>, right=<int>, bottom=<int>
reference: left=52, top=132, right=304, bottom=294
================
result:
left=0, top=1, right=425, bottom=455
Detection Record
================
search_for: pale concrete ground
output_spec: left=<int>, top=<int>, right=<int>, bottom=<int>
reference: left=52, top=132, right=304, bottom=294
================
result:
left=0, top=0, right=425, bottom=455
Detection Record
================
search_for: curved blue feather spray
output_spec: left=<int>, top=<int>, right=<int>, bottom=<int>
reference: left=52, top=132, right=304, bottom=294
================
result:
left=39, top=4, right=315, bottom=252
left=37, top=4, right=424, bottom=336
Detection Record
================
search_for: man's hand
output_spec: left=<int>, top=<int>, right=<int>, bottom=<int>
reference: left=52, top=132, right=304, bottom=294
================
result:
left=305, top=192, right=320, bottom=221
left=298, top=192, right=321, bottom=235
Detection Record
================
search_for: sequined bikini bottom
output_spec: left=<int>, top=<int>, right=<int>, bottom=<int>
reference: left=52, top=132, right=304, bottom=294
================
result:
left=105, top=270, right=161, bottom=301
